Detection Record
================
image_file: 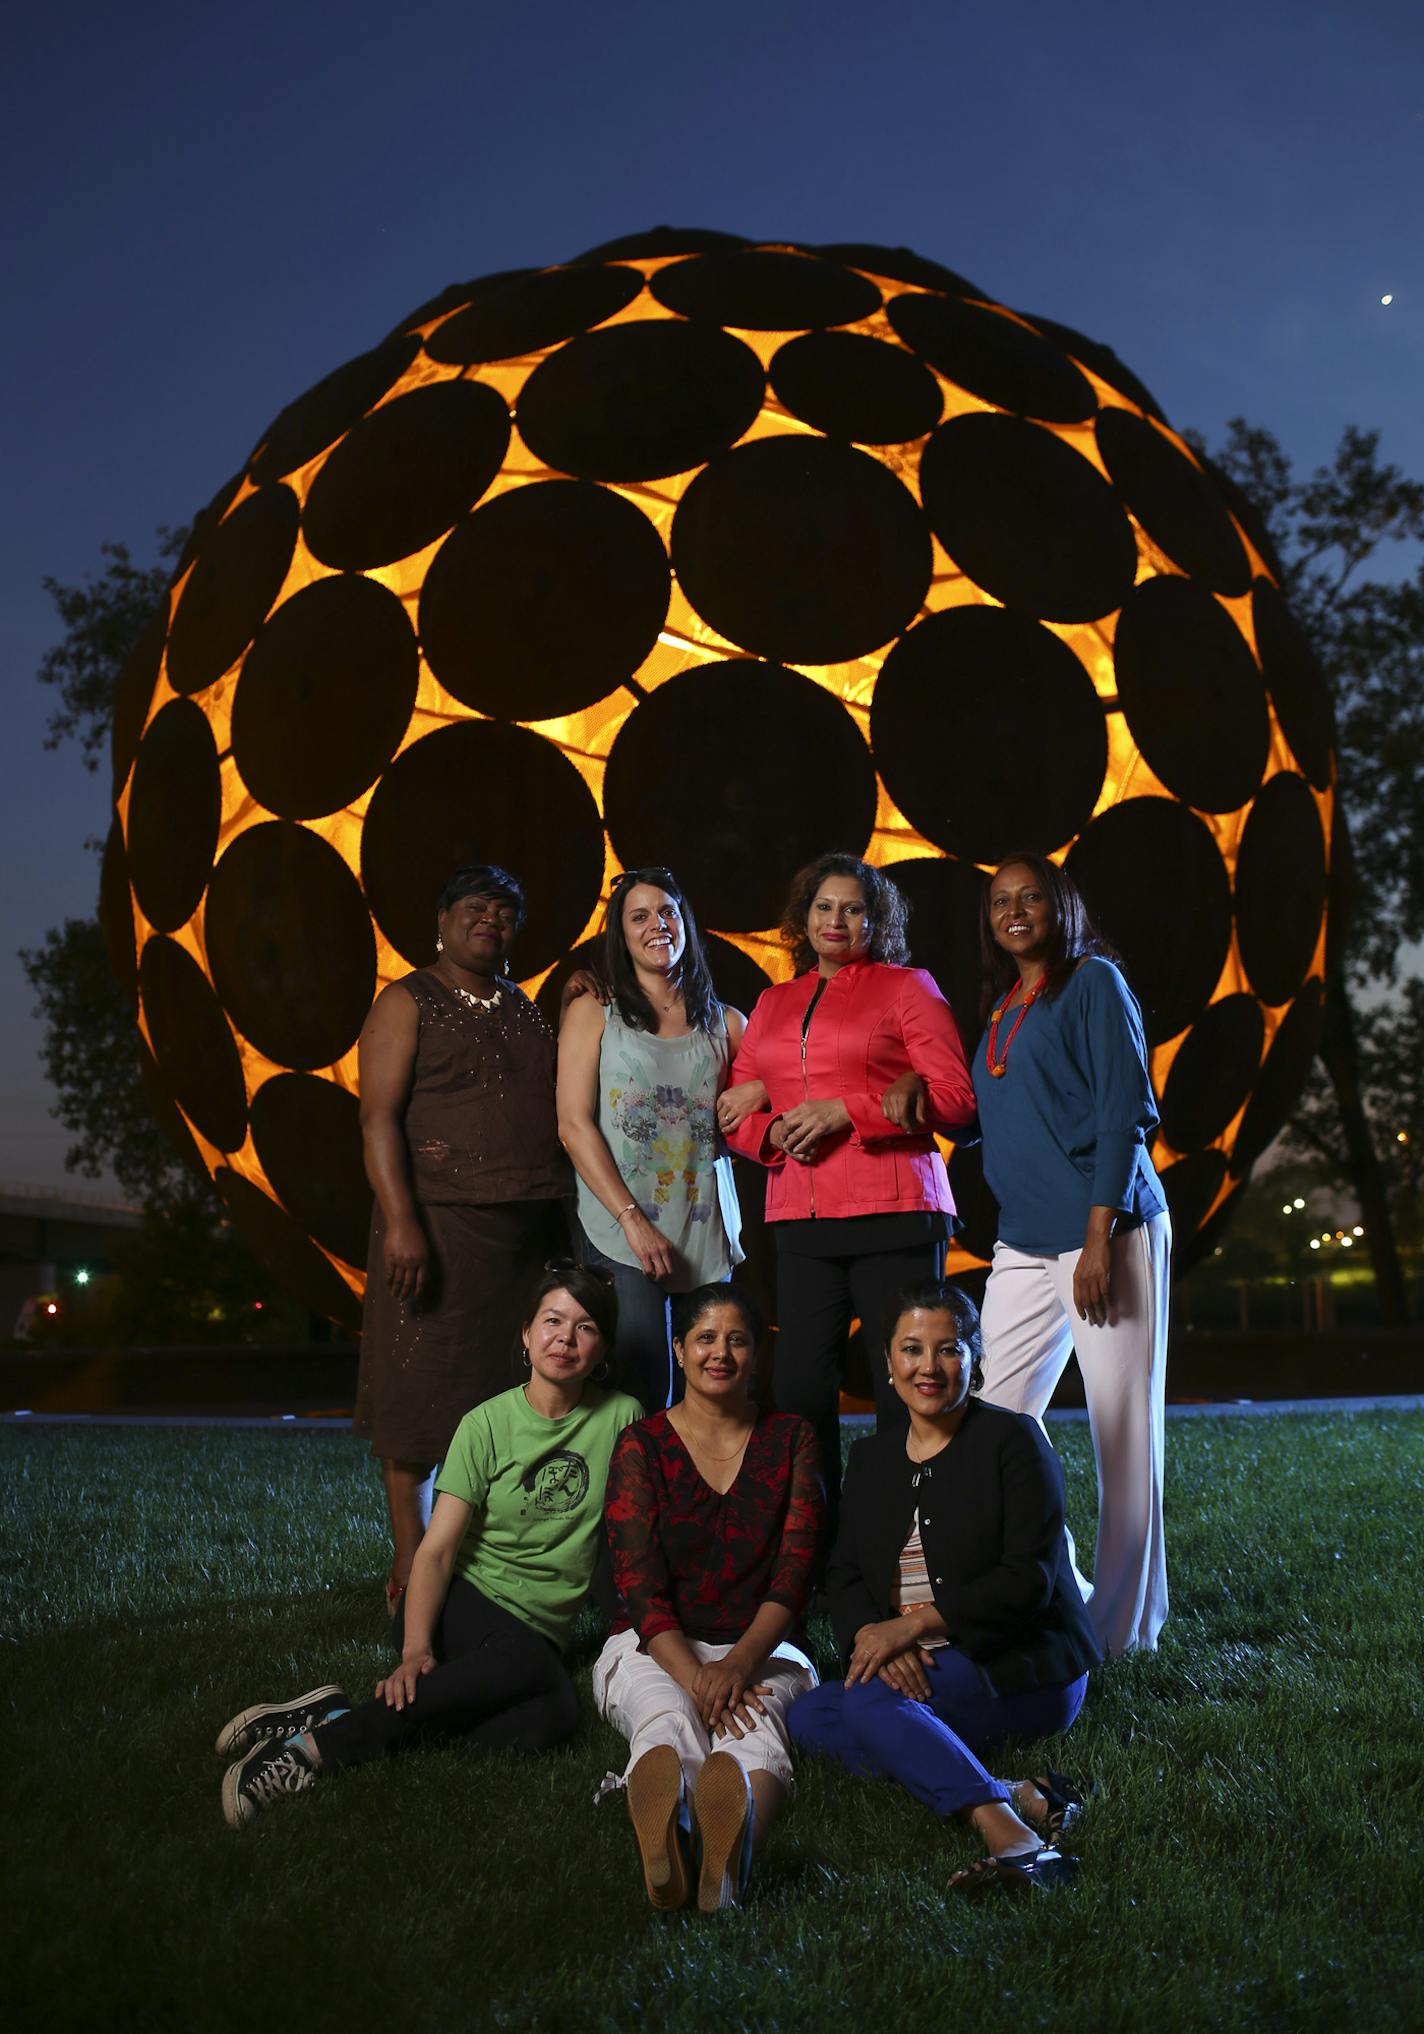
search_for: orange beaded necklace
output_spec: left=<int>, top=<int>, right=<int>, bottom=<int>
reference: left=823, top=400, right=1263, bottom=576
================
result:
left=985, top=974, right=1049, bottom=1078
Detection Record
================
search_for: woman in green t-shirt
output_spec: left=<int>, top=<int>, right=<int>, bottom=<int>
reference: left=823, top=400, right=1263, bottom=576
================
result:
left=216, top=1266, right=642, bottom=1827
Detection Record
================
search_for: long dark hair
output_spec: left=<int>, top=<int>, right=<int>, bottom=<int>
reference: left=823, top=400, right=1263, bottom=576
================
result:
left=603, top=867, right=721, bottom=1035
left=780, top=852, right=911, bottom=974
left=978, top=850, right=1118, bottom=1023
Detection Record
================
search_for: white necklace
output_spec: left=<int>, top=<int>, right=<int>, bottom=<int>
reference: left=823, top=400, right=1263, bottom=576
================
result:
left=449, top=982, right=502, bottom=1012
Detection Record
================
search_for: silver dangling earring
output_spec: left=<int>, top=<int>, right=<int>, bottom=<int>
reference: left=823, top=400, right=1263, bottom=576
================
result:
left=435, top=935, right=444, bottom=952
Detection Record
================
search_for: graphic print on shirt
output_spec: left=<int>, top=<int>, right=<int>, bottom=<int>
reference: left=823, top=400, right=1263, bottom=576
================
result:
left=606, top=1046, right=718, bottom=1229
left=519, top=1450, right=590, bottom=1515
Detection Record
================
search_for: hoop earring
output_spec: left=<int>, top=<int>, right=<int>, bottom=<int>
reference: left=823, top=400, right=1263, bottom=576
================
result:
left=520, top=1350, right=531, bottom=1370
left=593, top=1357, right=611, bottom=1384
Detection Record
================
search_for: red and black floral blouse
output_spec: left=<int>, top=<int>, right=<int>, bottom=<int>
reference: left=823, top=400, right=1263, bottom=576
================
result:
left=605, top=1410, right=825, bottom=1646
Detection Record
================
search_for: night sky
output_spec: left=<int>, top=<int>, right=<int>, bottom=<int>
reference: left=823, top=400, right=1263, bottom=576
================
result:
left=2, top=0, right=1419, bottom=1192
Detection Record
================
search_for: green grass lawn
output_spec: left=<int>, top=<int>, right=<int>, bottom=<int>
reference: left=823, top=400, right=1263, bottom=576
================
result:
left=4, top=1413, right=1422, bottom=2034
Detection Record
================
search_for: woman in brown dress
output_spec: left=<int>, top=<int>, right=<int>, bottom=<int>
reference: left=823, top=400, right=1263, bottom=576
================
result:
left=354, top=863, right=571, bottom=1611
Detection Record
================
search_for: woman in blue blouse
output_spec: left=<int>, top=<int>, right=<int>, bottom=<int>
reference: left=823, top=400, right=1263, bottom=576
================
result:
left=971, top=852, right=1170, bottom=1654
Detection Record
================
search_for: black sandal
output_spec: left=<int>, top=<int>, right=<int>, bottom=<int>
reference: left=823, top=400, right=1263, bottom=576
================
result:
left=1013, top=1769, right=1093, bottom=1846
left=949, top=1846, right=1080, bottom=1897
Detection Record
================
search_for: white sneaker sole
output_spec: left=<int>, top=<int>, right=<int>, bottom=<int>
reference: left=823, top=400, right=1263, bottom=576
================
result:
left=214, top=1684, right=347, bottom=1758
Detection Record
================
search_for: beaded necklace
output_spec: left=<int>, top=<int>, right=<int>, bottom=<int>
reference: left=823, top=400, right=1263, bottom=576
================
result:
left=985, top=974, right=1049, bottom=1078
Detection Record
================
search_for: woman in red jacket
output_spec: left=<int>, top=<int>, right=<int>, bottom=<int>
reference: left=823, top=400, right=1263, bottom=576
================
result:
left=719, top=853, right=976, bottom=1519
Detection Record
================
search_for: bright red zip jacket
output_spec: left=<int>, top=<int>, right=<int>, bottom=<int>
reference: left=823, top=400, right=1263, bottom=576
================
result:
left=722, top=959, right=976, bottom=1223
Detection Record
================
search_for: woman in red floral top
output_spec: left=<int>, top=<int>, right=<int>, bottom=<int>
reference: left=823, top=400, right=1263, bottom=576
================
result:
left=593, top=1284, right=825, bottom=1913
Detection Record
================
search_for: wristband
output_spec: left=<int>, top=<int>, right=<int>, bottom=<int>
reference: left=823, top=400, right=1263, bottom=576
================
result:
left=614, top=1202, right=638, bottom=1222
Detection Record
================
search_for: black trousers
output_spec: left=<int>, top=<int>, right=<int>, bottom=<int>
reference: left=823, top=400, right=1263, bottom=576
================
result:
left=312, top=1577, right=577, bottom=1768
left=774, top=1223, right=946, bottom=1534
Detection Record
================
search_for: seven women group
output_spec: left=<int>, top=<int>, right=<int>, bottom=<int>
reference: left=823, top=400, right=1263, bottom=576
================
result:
left=213, top=848, right=1170, bottom=1905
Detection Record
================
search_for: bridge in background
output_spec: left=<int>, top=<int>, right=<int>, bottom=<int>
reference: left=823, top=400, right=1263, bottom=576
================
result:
left=0, top=1180, right=144, bottom=1335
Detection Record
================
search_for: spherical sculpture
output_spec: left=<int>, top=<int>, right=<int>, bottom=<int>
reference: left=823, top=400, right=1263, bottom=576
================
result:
left=101, top=228, right=1335, bottom=1324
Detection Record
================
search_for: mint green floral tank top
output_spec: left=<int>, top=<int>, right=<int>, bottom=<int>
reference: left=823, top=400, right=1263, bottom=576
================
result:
left=576, top=1003, right=745, bottom=1289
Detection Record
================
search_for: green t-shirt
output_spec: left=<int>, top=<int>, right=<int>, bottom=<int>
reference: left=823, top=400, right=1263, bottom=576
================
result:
left=435, top=1383, right=643, bottom=1647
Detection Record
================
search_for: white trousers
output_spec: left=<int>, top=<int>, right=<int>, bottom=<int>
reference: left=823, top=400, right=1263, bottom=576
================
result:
left=591, top=1629, right=817, bottom=1793
left=980, top=1212, right=1171, bottom=1656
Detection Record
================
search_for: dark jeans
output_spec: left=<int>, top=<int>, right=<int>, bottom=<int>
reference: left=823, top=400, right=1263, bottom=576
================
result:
left=578, top=1226, right=695, bottom=1414
left=312, top=1577, right=576, bottom=1768
left=774, top=1225, right=946, bottom=1528
left=789, top=1651, right=1088, bottom=1818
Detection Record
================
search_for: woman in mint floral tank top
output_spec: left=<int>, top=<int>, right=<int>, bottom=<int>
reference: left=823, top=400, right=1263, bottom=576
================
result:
left=558, top=869, right=757, bottom=1413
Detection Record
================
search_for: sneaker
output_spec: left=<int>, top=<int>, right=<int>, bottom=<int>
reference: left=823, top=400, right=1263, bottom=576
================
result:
left=693, top=1751, right=755, bottom=1912
left=222, top=1739, right=318, bottom=1828
left=626, top=1744, right=691, bottom=1910
left=214, top=1686, right=350, bottom=1758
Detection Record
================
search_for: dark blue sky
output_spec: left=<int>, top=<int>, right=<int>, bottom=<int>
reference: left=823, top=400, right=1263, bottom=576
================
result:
left=2, top=0, right=1419, bottom=1190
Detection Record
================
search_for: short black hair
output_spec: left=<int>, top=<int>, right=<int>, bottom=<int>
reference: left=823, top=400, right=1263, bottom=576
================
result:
left=437, top=863, right=526, bottom=926
left=671, top=1282, right=764, bottom=1348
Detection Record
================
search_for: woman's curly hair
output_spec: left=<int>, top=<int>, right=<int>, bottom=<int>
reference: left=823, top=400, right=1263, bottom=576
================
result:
left=780, top=852, right=911, bottom=974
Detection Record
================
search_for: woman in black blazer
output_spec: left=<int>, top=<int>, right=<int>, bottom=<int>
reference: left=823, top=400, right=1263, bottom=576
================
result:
left=788, top=1279, right=1100, bottom=1893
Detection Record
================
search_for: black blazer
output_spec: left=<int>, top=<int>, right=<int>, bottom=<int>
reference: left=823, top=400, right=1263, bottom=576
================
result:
left=827, top=1399, right=1102, bottom=1697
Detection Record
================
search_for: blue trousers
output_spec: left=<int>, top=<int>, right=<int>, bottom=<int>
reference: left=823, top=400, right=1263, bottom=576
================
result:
left=788, top=1650, right=1088, bottom=1818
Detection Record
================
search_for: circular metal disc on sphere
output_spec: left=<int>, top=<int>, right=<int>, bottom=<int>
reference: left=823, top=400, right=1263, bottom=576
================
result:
left=888, top=294, right=1096, bottom=424
left=651, top=249, right=881, bottom=330
left=815, top=244, right=984, bottom=295
left=515, top=319, right=765, bottom=483
left=1158, top=1148, right=1229, bottom=1242
left=880, top=854, right=987, bottom=1050
left=204, top=823, right=376, bottom=1070
left=1066, top=797, right=1233, bottom=1044
left=1252, top=580, right=1334, bottom=791
left=174, top=473, right=244, bottom=577
left=571, top=227, right=750, bottom=265
left=111, top=606, right=165, bottom=790
left=125, top=699, right=222, bottom=934
left=1159, top=994, right=1265, bottom=1152
left=1112, top=575, right=1269, bottom=813
left=1230, top=979, right=1325, bottom=1176
left=603, top=661, right=878, bottom=931
left=165, top=485, right=299, bottom=696
left=768, top=332, right=943, bottom=444
left=919, top=414, right=1137, bottom=622
left=214, top=1168, right=361, bottom=1329
left=99, top=820, right=137, bottom=1009
left=419, top=480, right=670, bottom=719
left=303, top=381, right=511, bottom=571
left=360, top=720, right=605, bottom=974
left=394, top=269, right=534, bottom=333
left=233, top=575, right=418, bottom=818
left=250, top=335, right=420, bottom=483
left=1017, top=312, right=1168, bottom=422
left=424, top=264, right=643, bottom=364
left=1096, top=410, right=1250, bottom=595
left=671, top=435, right=931, bottom=664
left=138, top=935, right=248, bottom=1152
left=872, top=607, right=1106, bottom=861
left=250, top=1072, right=372, bottom=1270
left=1234, top=771, right=1326, bottom=1006
left=138, top=1037, right=209, bottom=1181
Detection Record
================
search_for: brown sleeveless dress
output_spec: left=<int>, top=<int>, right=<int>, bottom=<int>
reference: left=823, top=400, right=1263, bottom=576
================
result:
left=353, top=970, right=571, bottom=1462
